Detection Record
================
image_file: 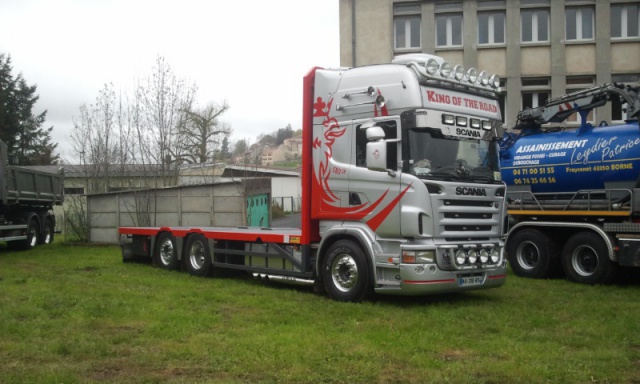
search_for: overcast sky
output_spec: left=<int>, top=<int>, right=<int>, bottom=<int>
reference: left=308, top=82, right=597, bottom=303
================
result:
left=0, top=0, right=340, bottom=162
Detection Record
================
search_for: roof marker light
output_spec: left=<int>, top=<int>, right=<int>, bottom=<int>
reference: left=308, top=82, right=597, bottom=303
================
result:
left=489, top=74, right=501, bottom=89
left=442, top=114, right=455, bottom=125
left=479, top=71, right=489, bottom=86
left=453, top=65, right=465, bottom=81
left=440, top=62, right=452, bottom=78
left=426, top=58, right=439, bottom=75
left=466, top=68, right=478, bottom=84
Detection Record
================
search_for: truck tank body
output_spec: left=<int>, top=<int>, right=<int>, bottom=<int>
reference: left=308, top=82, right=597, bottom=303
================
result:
left=500, top=121, right=640, bottom=193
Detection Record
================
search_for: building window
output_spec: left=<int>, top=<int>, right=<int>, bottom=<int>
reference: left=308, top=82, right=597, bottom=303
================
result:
left=478, top=11, right=505, bottom=45
left=565, top=76, right=596, bottom=124
left=436, top=13, right=463, bottom=47
left=611, top=3, right=640, bottom=39
left=566, top=6, right=594, bottom=41
left=394, top=3, right=421, bottom=51
left=521, top=78, right=550, bottom=110
left=612, top=74, right=640, bottom=120
left=521, top=8, right=549, bottom=43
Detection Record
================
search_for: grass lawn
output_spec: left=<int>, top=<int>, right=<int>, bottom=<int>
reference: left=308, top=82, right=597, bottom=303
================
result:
left=1, top=241, right=639, bottom=384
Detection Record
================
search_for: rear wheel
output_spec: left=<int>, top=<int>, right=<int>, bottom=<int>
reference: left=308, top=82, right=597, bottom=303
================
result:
left=185, top=234, right=212, bottom=277
left=321, top=240, right=372, bottom=302
left=562, top=232, right=617, bottom=284
left=22, top=218, right=39, bottom=250
left=506, top=228, right=558, bottom=278
left=154, top=232, right=179, bottom=270
left=40, top=218, right=54, bottom=245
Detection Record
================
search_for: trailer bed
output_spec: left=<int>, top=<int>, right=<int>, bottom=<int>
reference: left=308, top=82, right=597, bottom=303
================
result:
left=119, top=226, right=303, bottom=244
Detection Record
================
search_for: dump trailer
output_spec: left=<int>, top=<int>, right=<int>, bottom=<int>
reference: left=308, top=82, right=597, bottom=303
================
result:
left=120, top=54, right=508, bottom=302
left=0, top=139, right=64, bottom=249
left=500, top=82, right=640, bottom=283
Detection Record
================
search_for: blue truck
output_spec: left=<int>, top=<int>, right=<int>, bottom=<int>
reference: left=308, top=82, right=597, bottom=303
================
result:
left=500, top=83, right=640, bottom=284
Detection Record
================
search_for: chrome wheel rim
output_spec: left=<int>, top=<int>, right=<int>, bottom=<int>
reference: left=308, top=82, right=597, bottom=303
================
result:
left=331, top=253, right=358, bottom=292
left=159, top=238, right=174, bottom=266
left=516, top=241, right=539, bottom=270
left=189, top=240, right=206, bottom=270
left=571, top=245, right=598, bottom=277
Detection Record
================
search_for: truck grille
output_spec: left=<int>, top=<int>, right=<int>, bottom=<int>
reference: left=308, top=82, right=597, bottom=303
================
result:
left=433, top=188, right=503, bottom=240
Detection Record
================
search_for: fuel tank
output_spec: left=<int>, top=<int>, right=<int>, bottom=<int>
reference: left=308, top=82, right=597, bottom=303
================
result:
left=500, top=121, right=640, bottom=193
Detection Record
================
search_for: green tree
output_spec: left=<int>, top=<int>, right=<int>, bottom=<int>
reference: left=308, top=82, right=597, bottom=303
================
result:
left=0, top=53, right=58, bottom=165
left=220, top=136, right=230, bottom=160
left=275, top=124, right=293, bottom=146
left=233, top=139, right=248, bottom=156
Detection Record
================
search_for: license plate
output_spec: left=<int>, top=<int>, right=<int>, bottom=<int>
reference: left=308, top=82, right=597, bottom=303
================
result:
left=458, top=275, right=485, bottom=286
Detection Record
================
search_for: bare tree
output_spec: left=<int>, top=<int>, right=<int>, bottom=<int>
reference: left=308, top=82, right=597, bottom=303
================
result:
left=70, top=83, right=120, bottom=194
left=67, top=55, right=206, bottom=233
left=178, top=102, right=232, bottom=164
left=137, top=55, right=196, bottom=174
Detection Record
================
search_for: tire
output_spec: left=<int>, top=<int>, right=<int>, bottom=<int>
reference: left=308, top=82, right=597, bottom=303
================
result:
left=21, top=218, right=40, bottom=250
left=506, top=228, right=559, bottom=279
left=154, top=232, right=179, bottom=270
left=561, top=232, right=617, bottom=284
left=321, top=239, right=372, bottom=302
left=40, top=218, right=54, bottom=245
left=184, top=234, right=212, bottom=277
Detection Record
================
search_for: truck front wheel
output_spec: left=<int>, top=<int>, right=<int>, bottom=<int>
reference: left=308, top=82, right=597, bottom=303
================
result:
left=322, top=240, right=372, bottom=302
left=562, top=232, right=617, bottom=284
left=154, top=232, right=179, bottom=270
left=506, top=228, right=558, bottom=279
left=184, top=234, right=212, bottom=277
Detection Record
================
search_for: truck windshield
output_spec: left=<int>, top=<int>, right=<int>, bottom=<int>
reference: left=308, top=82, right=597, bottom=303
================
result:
left=407, top=128, right=501, bottom=182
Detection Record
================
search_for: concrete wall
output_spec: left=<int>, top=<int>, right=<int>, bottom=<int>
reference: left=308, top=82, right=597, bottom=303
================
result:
left=86, top=179, right=270, bottom=244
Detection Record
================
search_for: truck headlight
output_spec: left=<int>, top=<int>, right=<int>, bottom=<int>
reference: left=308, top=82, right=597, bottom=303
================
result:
left=402, top=250, right=435, bottom=263
left=455, top=250, right=467, bottom=266
left=479, top=249, right=489, bottom=263
left=467, top=249, right=478, bottom=264
left=490, top=248, right=500, bottom=263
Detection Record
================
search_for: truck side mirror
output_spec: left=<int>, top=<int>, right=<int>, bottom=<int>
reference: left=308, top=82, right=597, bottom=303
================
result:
left=366, top=141, right=387, bottom=172
left=366, top=126, right=387, bottom=172
left=366, top=126, right=385, bottom=141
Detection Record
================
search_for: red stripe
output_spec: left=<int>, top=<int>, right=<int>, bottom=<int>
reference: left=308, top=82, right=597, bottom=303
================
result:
left=488, top=274, right=506, bottom=280
left=366, top=183, right=412, bottom=231
left=118, top=227, right=301, bottom=244
left=302, top=67, right=321, bottom=244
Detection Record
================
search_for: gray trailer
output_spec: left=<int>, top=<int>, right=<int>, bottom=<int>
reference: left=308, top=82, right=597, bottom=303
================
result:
left=0, top=139, right=64, bottom=249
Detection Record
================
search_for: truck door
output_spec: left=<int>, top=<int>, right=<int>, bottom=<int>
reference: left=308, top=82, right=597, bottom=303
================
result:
left=349, top=118, right=402, bottom=237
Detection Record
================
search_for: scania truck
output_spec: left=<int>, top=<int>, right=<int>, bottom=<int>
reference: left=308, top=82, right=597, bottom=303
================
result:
left=120, top=54, right=508, bottom=301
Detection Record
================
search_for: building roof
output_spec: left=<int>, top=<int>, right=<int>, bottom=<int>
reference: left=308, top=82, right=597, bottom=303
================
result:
left=19, top=163, right=300, bottom=178
left=222, top=165, right=300, bottom=178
